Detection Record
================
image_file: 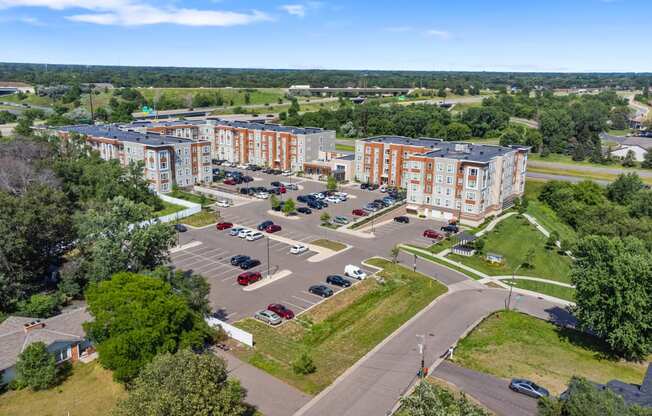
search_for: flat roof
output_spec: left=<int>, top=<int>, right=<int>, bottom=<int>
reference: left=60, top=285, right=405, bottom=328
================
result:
left=58, top=124, right=199, bottom=146
left=213, top=119, right=328, bottom=135
left=361, top=135, right=524, bottom=163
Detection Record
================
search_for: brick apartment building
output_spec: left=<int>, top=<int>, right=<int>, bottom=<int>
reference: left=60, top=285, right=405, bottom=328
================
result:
left=354, top=136, right=528, bottom=225
left=54, top=125, right=213, bottom=193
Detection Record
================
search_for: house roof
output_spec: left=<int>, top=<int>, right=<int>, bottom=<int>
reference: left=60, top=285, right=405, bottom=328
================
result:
left=622, top=136, right=652, bottom=150
left=602, top=363, right=652, bottom=408
left=0, top=308, right=91, bottom=371
left=57, top=124, right=202, bottom=147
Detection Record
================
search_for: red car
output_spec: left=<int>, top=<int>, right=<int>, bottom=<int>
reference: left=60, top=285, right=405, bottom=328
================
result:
left=278, top=185, right=287, bottom=194
left=237, top=271, right=262, bottom=286
left=216, top=222, right=233, bottom=230
left=267, top=303, right=294, bottom=319
left=223, top=178, right=237, bottom=185
left=265, top=224, right=282, bottom=233
left=423, top=229, right=443, bottom=239
left=352, top=209, right=368, bottom=216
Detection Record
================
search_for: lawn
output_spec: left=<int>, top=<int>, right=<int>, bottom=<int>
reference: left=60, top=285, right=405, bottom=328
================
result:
left=310, top=238, right=347, bottom=251
left=447, top=215, right=573, bottom=283
left=335, top=143, right=355, bottom=152
left=0, top=362, right=125, bottom=416
left=181, top=209, right=218, bottom=227
left=529, top=153, right=650, bottom=176
left=153, top=200, right=185, bottom=217
left=137, top=87, right=286, bottom=108
left=168, top=189, right=213, bottom=206
left=454, top=311, right=649, bottom=395
left=232, top=258, right=447, bottom=394
left=401, top=246, right=484, bottom=280
left=504, top=279, right=576, bottom=302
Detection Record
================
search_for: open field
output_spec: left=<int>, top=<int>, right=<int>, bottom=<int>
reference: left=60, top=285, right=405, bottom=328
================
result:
left=454, top=311, right=649, bottom=395
left=528, top=152, right=649, bottom=172
left=0, top=362, right=125, bottom=416
left=232, top=258, right=447, bottom=394
left=137, top=87, right=287, bottom=107
left=447, top=215, right=573, bottom=283
left=1, top=92, right=55, bottom=107
left=181, top=209, right=219, bottom=227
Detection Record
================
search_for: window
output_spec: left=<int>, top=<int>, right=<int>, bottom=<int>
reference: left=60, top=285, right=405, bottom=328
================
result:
left=466, top=192, right=475, bottom=200
left=160, top=172, right=169, bottom=180
left=444, top=199, right=450, bottom=207
left=436, top=174, right=443, bottom=183
left=161, top=183, right=169, bottom=192
left=446, top=176, right=453, bottom=184
left=160, top=160, right=168, bottom=170
left=445, top=188, right=452, bottom=196
left=436, top=185, right=442, bottom=194
left=435, top=198, right=441, bottom=206
left=446, top=164, right=454, bottom=173
left=54, top=347, right=70, bottom=363
left=465, top=204, right=474, bottom=213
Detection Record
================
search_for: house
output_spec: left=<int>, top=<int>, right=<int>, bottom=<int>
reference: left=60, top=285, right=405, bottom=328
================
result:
left=451, top=232, right=477, bottom=257
left=486, top=253, right=504, bottom=264
left=0, top=308, right=93, bottom=386
left=602, top=363, right=652, bottom=408
left=609, top=137, right=652, bottom=162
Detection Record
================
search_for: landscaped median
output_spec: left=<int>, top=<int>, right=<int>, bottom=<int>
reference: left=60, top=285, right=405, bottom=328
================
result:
left=310, top=239, right=347, bottom=252
left=231, top=258, right=448, bottom=394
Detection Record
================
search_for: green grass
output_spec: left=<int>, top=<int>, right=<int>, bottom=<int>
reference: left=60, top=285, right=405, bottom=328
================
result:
left=529, top=152, right=649, bottom=174
left=181, top=209, right=218, bottom=227
left=504, top=278, right=576, bottom=302
left=0, top=362, right=125, bottom=416
left=137, top=87, right=286, bottom=108
left=454, top=311, right=649, bottom=395
left=607, top=128, right=632, bottom=136
left=401, top=246, right=484, bottom=280
left=153, top=200, right=186, bottom=217
left=335, top=143, right=355, bottom=152
left=168, top=189, right=213, bottom=207
left=2, top=92, right=56, bottom=107
left=310, top=239, right=347, bottom=251
left=232, top=258, right=447, bottom=394
left=447, top=215, right=573, bottom=283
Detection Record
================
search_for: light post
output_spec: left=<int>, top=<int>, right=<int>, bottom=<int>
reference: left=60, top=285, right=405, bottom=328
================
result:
left=506, top=264, right=522, bottom=310
left=417, top=334, right=426, bottom=379
left=413, top=253, right=417, bottom=273
left=266, top=236, right=271, bottom=279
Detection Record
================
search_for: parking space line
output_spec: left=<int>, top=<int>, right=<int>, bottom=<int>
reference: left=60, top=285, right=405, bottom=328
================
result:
left=284, top=301, right=306, bottom=311
left=292, top=295, right=317, bottom=305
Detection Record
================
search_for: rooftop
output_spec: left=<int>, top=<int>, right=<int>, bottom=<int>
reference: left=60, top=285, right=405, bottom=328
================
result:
left=335, top=154, right=356, bottom=161
left=58, top=124, right=200, bottom=146
left=212, top=119, right=329, bottom=135
left=0, top=308, right=91, bottom=371
left=362, top=135, right=524, bottom=163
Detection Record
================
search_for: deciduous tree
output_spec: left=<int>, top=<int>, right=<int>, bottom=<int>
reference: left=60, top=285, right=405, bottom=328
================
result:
left=15, top=342, right=57, bottom=390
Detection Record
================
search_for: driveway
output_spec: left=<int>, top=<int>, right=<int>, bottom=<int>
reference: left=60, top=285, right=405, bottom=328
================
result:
left=432, top=361, right=538, bottom=416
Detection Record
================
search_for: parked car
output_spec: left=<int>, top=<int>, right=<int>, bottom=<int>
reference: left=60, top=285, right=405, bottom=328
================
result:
left=174, top=224, right=187, bottom=232
left=509, top=379, right=550, bottom=399
left=282, top=170, right=293, bottom=176
left=268, top=188, right=281, bottom=196
left=223, top=178, right=237, bottom=185
left=326, top=275, right=351, bottom=287
left=240, top=258, right=261, bottom=269
left=309, top=285, right=334, bottom=298
left=297, top=207, right=312, bottom=214
left=270, top=181, right=282, bottom=187
left=352, top=209, right=368, bottom=216
left=254, top=309, right=282, bottom=325
left=255, top=192, right=270, bottom=199
left=325, top=195, right=342, bottom=204
left=238, top=229, right=253, bottom=238
left=307, top=200, right=324, bottom=210
left=364, top=204, right=379, bottom=212
left=290, top=244, right=308, bottom=254
left=230, top=255, right=251, bottom=266
left=265, top=224, right=282, bottom=233
left=283, top=182, right=299, bottom=190
left=333, top=216, right=350, bottom=225
left=267, top=304, right=294, bottom=319
left=229, top=226, right=244, bottom=236
left=237, top=271, right=261, bottom=285
left=242, top=175, right=254, bottom=183
left=216, top=222, right=233, bottom=230
left=344, top=265, right=367, bottom=280
left=336, top=192, right=348, bottom=201
left=246, top=232, right=264, bottom=241
left=441, top=224, right=459, bottom=233
left=272, top=201, right=285, bottom=212
left=394, top=216, right=410, bottom=224
left=423, top=229, right=443, bottom=239
left=368, top=183, right=379, bottom=190
left=380, top=185, right=388, bottom=192
left=216, top=199, right=231, bottom=208
left=382, top=197, right=396, bottom=205
left=297, top=195, right=311, bottom=203
left=271, top=169, right=283, bottom=175
left=257, top=220, right=274, bottom=231
left=360, top=183, right=369, bottom=190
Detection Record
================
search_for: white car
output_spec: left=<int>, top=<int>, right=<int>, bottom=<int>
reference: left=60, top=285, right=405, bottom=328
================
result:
left=336, top=192, right=348, bottom=200
left=216, top=199, right=231, bottom=208
left=290, top=244, right=308, bottom=254
left=237, top=164, right=248, bottom=170
left=325, top=196, right=342, bottom=204
left=379, top=185, right=388, bottom=192
left=344, top=265, right=367, bottom=280
left=247, top=231, right=264, bottom=241
left=312, top=192, right=325, bottom=200
left=256, top=192, right=270, bottom=199
left=229, top=226, right=244, bottom=236
left=283, top=182, right=299, bottom=190
left=238, top=229, right=253, bottom=238
left=282, top=170, right=293, bottom=176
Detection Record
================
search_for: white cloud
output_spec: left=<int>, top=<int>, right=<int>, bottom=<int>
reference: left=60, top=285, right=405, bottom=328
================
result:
left=0, top=0, right=272, bottom=26
left=424, top=29, right=451, bottom=39
left=280, top=4, right=306, bottom=17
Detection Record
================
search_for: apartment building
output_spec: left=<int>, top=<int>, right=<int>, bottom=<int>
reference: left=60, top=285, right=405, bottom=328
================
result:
left=355, top=136, right=528, bottom=225
left=54, top=125, right=212, bottom=193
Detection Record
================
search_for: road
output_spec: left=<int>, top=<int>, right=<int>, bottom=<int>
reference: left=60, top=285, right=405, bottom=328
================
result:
left=528, top=160, right=652, bottom=179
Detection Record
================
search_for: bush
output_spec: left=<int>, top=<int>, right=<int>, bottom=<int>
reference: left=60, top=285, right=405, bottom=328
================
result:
left=292, top=351, right=316, bottom=375
left=17, top=293, right=62, bottom=318
left=15, top=342, right=57, bottom=390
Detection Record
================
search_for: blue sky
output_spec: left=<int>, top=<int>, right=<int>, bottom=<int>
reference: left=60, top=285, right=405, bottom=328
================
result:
left=0, top=0, right=650, bottom=72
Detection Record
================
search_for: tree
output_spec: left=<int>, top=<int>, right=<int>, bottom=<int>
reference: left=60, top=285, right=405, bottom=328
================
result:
left=74, top=196, right=175, bottom=283
left=390, top=245, right=400, bottom=263
left=114, top=350, right=247, bottom=416
left=13, top=117, right=34, bottom=136
left=571, top=236, right=652, bottom=360
left=629, top=190, right=652, bottom=218
left=320, top=212, right=331, bottom=225
left=288, top=98, right=300, bottom=117
left=538, top=377, right=650, bottom=416
left=84, top=272, right=214, bottom=382
left=292, top=351, right=316, bottom=375
left=622, top=150, right=637, bottom=168
left=283, top=198, right=296, bottom=216
left=17, top=293, right=62, bottom=318
left=327, top=175, right=338, bottom=192
left=148, top=267, right=211, bottom=315
left=15, top=342, right=57, bottom=390
left=270, top=194, right=280, bottom=210
left=606, top=173, right=644, bottom=205
left=545, top=231, right=560, bottom=250
left=445, top=122, right=472, bottom=141
left=641, top=151, right=652, bottom=169
left=400, top=381, right=489, bottom=416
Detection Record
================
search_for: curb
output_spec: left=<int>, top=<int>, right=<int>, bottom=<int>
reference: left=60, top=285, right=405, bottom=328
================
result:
left=242, top=270, right=293, bottom=291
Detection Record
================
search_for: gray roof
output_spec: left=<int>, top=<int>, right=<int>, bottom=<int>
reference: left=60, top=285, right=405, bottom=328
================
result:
left=213, top=119, right=327, bottom=135
left=602, top=364, right=652, bottom=408
left=335, top=154, right=355, bottom=161
left=126, top=120, right=205, bottom=128
left=361, top=135, right=523, bottom=163
left=58, top=124, right=199, bottom=146
left=622, top=136, right=652, bottom=150
left=0, top=308, right=91, bottom=370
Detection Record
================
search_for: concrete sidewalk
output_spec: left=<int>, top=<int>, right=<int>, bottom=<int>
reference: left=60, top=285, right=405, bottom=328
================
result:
left=214, top=350, right=312, bottom=416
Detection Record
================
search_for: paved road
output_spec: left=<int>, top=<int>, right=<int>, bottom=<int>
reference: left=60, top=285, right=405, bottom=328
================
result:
left=215, top=350, right=311, bottom=416
left=432, top=361, right=538, bottom=416
left=295, top=284, right=574, bottom=416
left=528, top=160, right=652, bottom=178
left=526, top=171, right=610, bottom=185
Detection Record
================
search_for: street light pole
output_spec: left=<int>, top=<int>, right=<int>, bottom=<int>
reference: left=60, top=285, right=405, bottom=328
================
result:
left=266, top=236, right=270, bottom=279
left=506, top=264, right=522, bottom=310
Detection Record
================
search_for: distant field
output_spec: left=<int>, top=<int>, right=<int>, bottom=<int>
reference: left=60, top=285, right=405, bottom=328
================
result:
left=1, top=92, right=55, bottom=107
left=137, top=87, right=287, bottom=108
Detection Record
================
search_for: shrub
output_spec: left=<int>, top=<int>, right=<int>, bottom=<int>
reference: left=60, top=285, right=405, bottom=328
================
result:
left=292, top=351, right=316, bottom=375
left=15, top=342, right=57, bottom=390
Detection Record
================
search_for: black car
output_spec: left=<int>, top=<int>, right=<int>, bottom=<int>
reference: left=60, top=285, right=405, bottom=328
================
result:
left=174, top=224, right=188, bottom=232
left=360, top=183, right=369, bottom=190
left=272, top=202, right=285, bottom=212
left=326, top=275, right=351, bottom=287
left=257, top=220, right=274, bottom=231
left=270, top=181, right=282, bottom=187
left=297, top=195, right=309, bottom=203
left=230, top=255, right=251, bottom=266
left=268, top=188, right=281, bottom=195
left=441, top=224, right=459, bottom=233
left=271, top=169, right=282, bottom=175
left=374, top=199, right=389, bottom=207
left=309, top=285, right=334, bottom=297
left=240, top=259, right=261, bottom=270
left=307, top=200, right=323, bottom=209
left=297, top=207, right=312, bottom=214
left=394, top=216, right=410, bottom=224
left=240, top=188, right=250, bottom=195
left=242, top=175, right=254, bottom=183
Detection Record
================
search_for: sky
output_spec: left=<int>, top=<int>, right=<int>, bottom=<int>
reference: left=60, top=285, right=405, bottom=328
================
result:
left=0, top=0, right=650, bottom=72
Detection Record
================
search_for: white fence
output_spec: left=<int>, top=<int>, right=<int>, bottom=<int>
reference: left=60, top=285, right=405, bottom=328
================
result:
left=205, top=317, right=254, bottom=347
left=155, top=193, right=202, bottom=223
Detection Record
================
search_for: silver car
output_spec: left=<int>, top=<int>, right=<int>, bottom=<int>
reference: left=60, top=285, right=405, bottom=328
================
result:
left=254, top=310, right=282, bottom=325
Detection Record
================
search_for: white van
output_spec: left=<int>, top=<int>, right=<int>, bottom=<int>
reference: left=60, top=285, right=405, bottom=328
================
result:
left=344, top=265, right=367, bottom=280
